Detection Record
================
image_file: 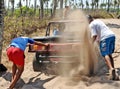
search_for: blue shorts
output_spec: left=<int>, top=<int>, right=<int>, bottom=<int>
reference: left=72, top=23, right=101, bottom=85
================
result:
left=100, top=36, right=115, bottom=57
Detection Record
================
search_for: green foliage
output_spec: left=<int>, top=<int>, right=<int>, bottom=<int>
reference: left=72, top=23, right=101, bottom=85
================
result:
left=9, top=6, right=34, bottom=17
left=21, top=6, right=34, bottom=16
left=14, top=9, right=21, bottom=17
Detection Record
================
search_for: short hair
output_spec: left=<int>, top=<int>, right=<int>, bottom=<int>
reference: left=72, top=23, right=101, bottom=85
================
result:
left=65, top=6, right=69, bottom=8
left=86, top=15, right=93, bottom=20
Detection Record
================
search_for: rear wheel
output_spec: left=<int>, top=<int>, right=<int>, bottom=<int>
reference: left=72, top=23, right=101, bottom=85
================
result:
left=32, top=52, right=53, bottom=74
left=33, top=57, right=42, bottom=71
left=33, top=52, right=43, bottom=71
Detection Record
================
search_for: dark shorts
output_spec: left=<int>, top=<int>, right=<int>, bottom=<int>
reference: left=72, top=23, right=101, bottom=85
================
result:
left=100, top=36, right=115, bottom=57
left=6, top=46, right=24, bottom=66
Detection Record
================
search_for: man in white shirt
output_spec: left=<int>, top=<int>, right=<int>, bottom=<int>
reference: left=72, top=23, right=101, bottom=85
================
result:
left=87, top=15, right=119, bottom=80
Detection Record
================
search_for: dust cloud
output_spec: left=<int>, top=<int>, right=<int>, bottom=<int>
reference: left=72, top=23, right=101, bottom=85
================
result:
left=57, top=9, right=99, bottom=78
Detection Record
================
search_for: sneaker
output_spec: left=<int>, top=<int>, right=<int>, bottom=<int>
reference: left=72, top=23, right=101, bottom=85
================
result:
left=109, top=69, right=119, bottom=80
left=114, top=69, right=119, bottom=80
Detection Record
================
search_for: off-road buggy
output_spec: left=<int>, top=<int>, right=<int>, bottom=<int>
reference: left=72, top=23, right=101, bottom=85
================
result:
left=28, top=20, right=96, bottom=76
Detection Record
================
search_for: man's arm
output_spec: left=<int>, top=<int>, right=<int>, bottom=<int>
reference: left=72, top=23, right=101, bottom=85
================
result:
left=92, top=35, right=97, bottom=43
left=34, top=41, right=48, bottom=46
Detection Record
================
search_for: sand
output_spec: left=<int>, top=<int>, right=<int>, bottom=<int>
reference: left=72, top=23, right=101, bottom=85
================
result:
left=0, top=18, right=120, bottom=89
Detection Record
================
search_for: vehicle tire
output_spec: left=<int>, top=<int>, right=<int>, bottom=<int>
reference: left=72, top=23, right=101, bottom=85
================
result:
left=33, top=52, right=49, bottom=73
left=33, top=57, right=42, bottom=72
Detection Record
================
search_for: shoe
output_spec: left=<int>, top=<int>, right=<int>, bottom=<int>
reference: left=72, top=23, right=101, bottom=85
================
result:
left=114, top=69, right=119, bottom=80
left=109, top=69, right=119, bottom=80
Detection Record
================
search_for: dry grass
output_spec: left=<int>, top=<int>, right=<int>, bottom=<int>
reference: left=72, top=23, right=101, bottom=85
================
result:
left=1, top=16, right=48, bottom=70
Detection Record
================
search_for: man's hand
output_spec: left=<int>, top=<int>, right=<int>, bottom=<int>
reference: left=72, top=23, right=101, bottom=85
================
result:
left=45, top=43, right=49, bottom=47
left=34, top=41, right=46, bottom=46
left=45, top=43, right=49, bottom=50
left=92, top=35, right=97, bottom=43
left=26, top=43, right=30, bottom=47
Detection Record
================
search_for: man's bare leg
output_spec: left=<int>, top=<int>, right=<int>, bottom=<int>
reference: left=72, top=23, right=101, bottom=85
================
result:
left=104, top=55, right=113, bottom=70
left=11, top=63, right=17, bottom=81
left=9, top=65, right=24, bottom=89
left=109, top=54, right=114, bottom=68
left=104, top=55, right=119, bottom=80
left=109, top=54, right=119, bottom=80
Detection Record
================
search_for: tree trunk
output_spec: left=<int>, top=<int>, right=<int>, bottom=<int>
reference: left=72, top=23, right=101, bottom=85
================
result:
left=29, top=0, right=31, bottom=7
left=81, top=0, right=84, bottom=9
left=26, top=0, right=28, bottom=7
left=116, top=0, right=120, bottom=15
left=39, top=0, right=44, bottom=19
left=11, top=0, right=15, bottom=16
left=7, top=0, right=10, bottom=15
left=34, top=0, right=37, bottom=15
left=60, top=0, right=63, bottom=9
left=91, top=0, right=95, bottom=10
left=52, top=0, right=57, bottom=18
left=19, top=0, right=24, bottom=30
left=107, top=0, right=110, bottom=12
left=0, top=0, right=4, bottom=63
left=65, top=0, right=67, bottom=6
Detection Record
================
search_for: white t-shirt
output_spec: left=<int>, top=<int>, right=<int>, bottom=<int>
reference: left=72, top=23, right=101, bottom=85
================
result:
left=89, top=19, right=115, bottom=41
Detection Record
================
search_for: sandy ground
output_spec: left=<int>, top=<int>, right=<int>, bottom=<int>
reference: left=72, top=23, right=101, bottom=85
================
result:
left=0, top=19, right=120, bottom=89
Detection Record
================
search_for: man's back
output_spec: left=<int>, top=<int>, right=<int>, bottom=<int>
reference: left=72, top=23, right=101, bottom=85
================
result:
left=90, top=19, right=115, bottom=41
left=10, top=37, right=34, bottom=51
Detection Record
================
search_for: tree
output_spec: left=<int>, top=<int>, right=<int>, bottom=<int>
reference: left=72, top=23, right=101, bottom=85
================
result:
left=26, top=0, right=28, bottom=7
left=18, top=0, right=24, bottom=29
left=94, top=0, right=99, bottom=9
left=0, top=0, right=7, bottom=72
left=44, top=0, right=49, bottom=16
left=65, top=0, right=67, bottom=6
left=116, top=0, right=120, bottom=15
left=29, top=0, right=31, bottom=7
left=18, top=0, right=23, bottom=16
left=107, top=0, right=110, bottom=12
left=39, top=0, right=44, bottom=19
left=85, top=0, right=89, bottom=9
left=59, top=0, right=63, bottom=9
left=34, top=0, right=37, bottom=15
left=0, top=0, right=4, bottom=63
left=91, top=0, right=95, bottom=10
left=7, top=0, right=10, bottom=15
left=81, top=0, right=84, bottom=9
left=10, top=0, right=15, bottom=15
left=23, top=0, right=28, bottom=7
left=52, top=0, right=58, bottom=18
left=100, top=3, right=106, bottom=9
